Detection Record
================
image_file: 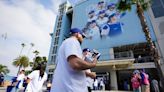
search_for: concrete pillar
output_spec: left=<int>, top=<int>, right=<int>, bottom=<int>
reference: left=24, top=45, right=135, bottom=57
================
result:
left=109, top=48, right=114, bottom=59
left=110, top=70, right=118, bottom=90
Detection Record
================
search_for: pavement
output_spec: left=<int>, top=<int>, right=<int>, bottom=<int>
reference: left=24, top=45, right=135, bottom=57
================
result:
left=0, top=87, right=133, bottom=92
left=92, top=90, right=132, bottom=92
left=0, top=87, right=6, bottom=92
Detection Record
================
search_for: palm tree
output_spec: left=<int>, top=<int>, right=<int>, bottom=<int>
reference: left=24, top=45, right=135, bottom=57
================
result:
left=19, top=43, right=26, bottom=56
left=33, top=50, right=39, bottom=57
left=29, top=62, right=34, bottom=67
left=32, top=56, right=42, bottom=70
left=30, top=56, right=47, bottom=70
left=0, top=64, right=9, bottom=74
left=42, top=56, right=48, bottom=64
left=13, top=55, right=29, bottom=75
left=117, top=0, right=164, bottom=90
left=27, top=43, right=34, bottom=56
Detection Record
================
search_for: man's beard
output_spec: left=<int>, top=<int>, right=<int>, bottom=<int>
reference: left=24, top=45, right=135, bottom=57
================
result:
left=78, top=40, right=82, bottom=45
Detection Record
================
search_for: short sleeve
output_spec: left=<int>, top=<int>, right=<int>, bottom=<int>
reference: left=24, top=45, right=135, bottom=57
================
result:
left=64, top=39, right=80, bottom=60
left=44, top=73, right=48, bottom=82
left=86, top=69, right=91, bottom=73
left=17, top=75, right=22, bottom=80
left=28, top=71, right=37, bottom=79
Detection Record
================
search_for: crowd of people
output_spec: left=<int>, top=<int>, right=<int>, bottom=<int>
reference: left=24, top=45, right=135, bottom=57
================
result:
left=131, top=69, right=160, bottom=92
left=6, top=63, right=48, bottom=92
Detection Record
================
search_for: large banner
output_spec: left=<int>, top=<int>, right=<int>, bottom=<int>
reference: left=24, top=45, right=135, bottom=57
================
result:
left=83, top=0, right=126, bottom=40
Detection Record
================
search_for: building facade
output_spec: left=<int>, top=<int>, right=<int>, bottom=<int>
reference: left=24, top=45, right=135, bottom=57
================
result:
left=46, top=0, right=163, bottom=91
left=148, top=0, right=164, bottom=73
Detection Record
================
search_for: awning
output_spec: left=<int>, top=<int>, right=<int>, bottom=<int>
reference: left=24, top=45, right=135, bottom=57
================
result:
left=92, top=59, right=135, bottom=72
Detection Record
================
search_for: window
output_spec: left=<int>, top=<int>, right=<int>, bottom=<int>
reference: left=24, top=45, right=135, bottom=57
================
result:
left=114, top=51, right=133, bottom=59
left=51, top=56, right=54, bottom=64
left=151, top=0, right=164, bottom=18
left=54, top=46, right=58, bottom=54
left=52, top=47, right=55, bottom=54
left=49, top=69, right=54, bottom=73
left=50, top=55, right=56, bottom=64
left=159, top=22, right=164, bottom=34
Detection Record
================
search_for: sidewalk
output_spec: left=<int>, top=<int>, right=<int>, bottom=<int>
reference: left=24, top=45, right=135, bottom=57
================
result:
left=0, top=87, right=133, bottom=92
left=92, top=90, right=132, bottom=92
left=0, top=87, right=6, bottom=92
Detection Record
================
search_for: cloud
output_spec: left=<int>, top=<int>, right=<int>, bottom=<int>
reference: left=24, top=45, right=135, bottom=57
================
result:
left=0, top=0, right=65, bottom=76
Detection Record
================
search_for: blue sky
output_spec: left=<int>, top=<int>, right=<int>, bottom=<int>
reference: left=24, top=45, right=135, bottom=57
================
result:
left=0, top=0, right=66, bottom=76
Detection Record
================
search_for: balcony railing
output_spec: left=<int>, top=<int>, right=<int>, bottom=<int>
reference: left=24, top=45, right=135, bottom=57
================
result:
left=134, top=56, right=154, bottom=63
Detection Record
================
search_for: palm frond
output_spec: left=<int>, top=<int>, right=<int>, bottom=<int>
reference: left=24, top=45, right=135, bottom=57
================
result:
left=12, top=55, right=29, bottom=68
left=0, top=64, right=10, bottom=74
left=117, top=0, right=133, bottom=12
left=141, top=2, right=149, bottom=10
left=21, top=43, right=26, bottom=47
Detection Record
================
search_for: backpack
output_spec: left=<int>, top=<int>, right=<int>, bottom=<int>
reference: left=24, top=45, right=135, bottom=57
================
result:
left=141, top=73, right=149, bottom=85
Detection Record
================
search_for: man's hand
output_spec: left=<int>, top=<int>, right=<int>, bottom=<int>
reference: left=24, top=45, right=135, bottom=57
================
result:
left=86, top=72, right=96, bottom=79
left=92, top=55, right=98, bottom=66
left=68, top=55, right=98, bottom=70
left=90, top=72, right=96, bottom=79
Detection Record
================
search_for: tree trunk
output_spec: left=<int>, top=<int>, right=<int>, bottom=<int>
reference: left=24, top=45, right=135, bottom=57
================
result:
left=27, top=47, right=32, bottom=56
left=17, top=65, right=21, bottom=76
left=19, top=47, right=24, bottom=56
left=137, top=3, right=164, bottom=90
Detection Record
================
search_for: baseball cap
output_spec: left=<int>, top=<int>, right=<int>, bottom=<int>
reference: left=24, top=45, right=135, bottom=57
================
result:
left=98, top=1, right=104, bottom=5
left=83, top=48, right=91, bottom=52
left=88, top=10, right=95, bottom=14
left=99, top=10, right=105, bottom=15
left=70, top=28, right=86, bottom=38
left=91, top=20, right=96, bottom=24
left=133, top=70, right=140, bottom=74
left=103, top=25, right=108, bottom=30
left=108, top=13, right=116, bottom=19
left=107, top=3, right=115, bottom=8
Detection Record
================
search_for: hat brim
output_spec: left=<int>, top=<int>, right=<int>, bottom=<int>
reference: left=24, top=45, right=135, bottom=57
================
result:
left=82, top=33, right=86, bottom=38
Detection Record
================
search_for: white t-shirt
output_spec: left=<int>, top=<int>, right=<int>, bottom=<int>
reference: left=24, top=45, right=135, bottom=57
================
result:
left=96, top=17, right=108, bottom=27
left=89, top=26, right=100, bottom=39
left=16, top=73, right=25, bottom=88
left=50, top=37, right=87, bottom=92
left=86, top=69, right=94, bottom=88
left=25, top=70, right=47, bottom=92
left=94, top=79, right=98, bottom=87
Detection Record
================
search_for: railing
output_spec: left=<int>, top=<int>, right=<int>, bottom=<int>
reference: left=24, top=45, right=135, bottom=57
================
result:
left=98, top=51, right=134, bottom=61
left=134, top=56, right=154, bottom=63
left=98, top=52, right=153, bottom=64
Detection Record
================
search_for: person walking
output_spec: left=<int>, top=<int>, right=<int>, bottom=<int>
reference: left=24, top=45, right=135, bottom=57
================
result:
left=82, top=48, right=96, bottom=92
left=24, top=63, right=47, bottom=92
left=151, top=79, right=160, bottom=92
left=94, top=78, right=98, bottom=90
left=0, top=72, right=4, bottom=86
left=50, top=28, right=98, bottom=92
left=15, top=70, right=25, bottom=92
left=46, top=80, right=52, bottom=92
left=131, top=70, right=141, bottom=92
left=100, top=79, right=104, bottom=90
left=140, top=69, right=150, bottom=92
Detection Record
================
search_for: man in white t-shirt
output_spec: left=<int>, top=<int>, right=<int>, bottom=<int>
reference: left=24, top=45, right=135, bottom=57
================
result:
left=50, top=28, right=98, bottom=92
left=15, top=70, right=25, bottom=92
left=94, top=78, right=98, bottom=90
left=25, top=64, right=47, bottom=92
left=82, top=48, right=96, bottom=92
